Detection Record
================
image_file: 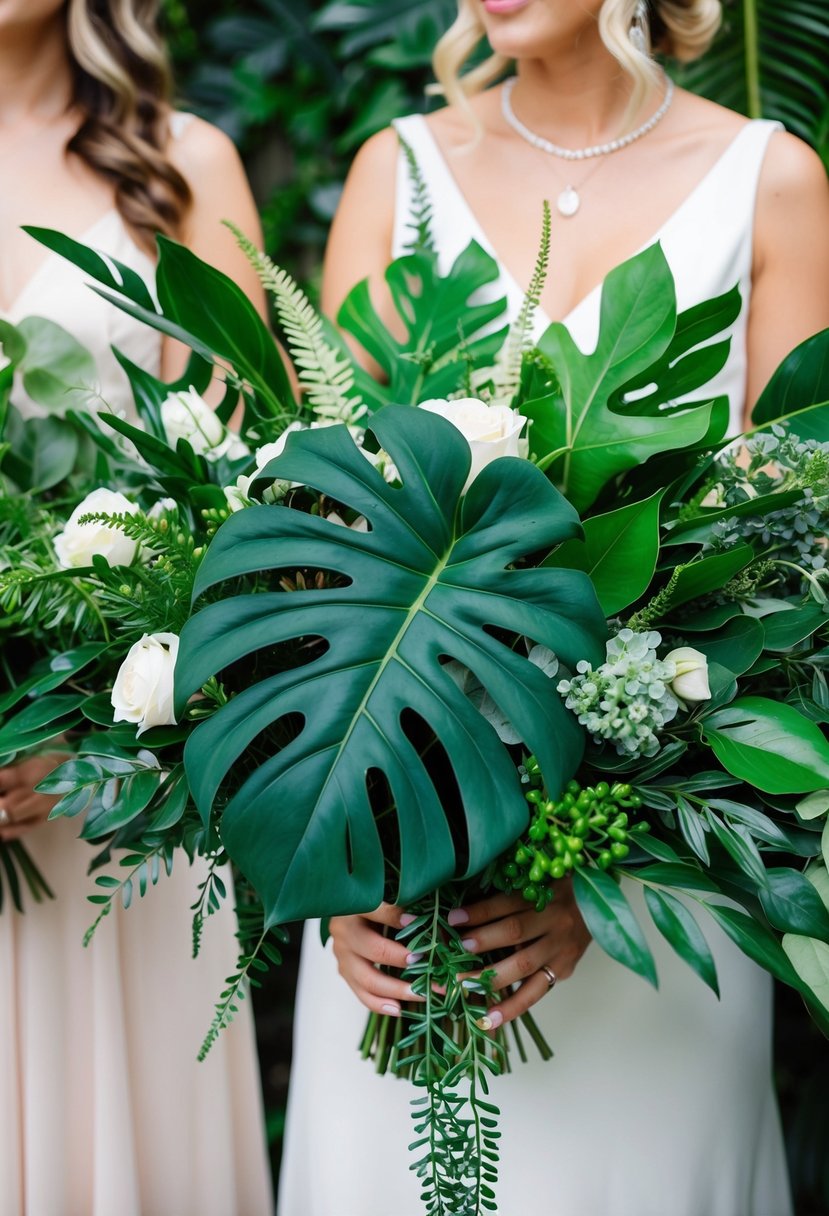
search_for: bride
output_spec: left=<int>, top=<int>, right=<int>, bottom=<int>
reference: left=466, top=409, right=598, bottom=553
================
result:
left=279, top=2, right=829, bottom=1214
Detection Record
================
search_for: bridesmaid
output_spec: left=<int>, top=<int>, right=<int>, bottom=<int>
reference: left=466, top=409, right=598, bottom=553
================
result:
left=0, top=3, right=273, bottom=1214
left=279, top=2, right=829, bottom=1214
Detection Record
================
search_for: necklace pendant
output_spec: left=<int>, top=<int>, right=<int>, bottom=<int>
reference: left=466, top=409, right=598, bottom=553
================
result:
left=557, top=187, right=580, bottom=217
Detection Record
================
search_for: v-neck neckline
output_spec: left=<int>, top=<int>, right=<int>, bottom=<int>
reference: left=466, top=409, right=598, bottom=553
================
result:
left=0, top=208, right=119, bottom=319
left=414, top=118, right=760, bottom=330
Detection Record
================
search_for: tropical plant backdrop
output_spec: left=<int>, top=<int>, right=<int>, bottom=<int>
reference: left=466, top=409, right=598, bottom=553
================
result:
left=159, top=0, right=829, bottom=1207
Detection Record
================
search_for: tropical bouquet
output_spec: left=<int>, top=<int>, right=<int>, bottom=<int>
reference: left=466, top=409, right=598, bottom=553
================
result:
left=1, top=186, right=828, bottom=1213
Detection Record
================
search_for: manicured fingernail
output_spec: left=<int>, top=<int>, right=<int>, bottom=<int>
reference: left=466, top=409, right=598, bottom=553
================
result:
left=477, top=1009, right=503, bottom=1031
left=447, top=908, right=469, bottom=926
left=399, top=913, right=416, bottom=927
left=381, top=1003, right=401, bottom=1017
left=406, top=952, right=423, bottom=965
left=460, top=937, right=477, bottom=952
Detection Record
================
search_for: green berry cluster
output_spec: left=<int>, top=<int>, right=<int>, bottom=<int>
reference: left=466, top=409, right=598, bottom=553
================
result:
left=492, top=760, right=648, bottom=912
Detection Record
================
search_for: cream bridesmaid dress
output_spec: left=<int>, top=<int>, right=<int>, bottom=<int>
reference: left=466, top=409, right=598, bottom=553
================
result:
left=277, top=117, right=794, bottom=1216
left=0, top=117, right=273, bottom=1216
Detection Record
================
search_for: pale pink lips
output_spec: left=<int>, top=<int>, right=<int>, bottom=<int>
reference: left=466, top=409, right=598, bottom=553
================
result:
left=482, top=0, right=533, bottom=14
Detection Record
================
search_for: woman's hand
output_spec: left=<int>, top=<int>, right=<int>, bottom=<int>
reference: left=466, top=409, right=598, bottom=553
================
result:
left=329, top=903, right=426, bottom=1018
left=449, top=881, right=591, bottom=1028
left=0, top=753, right=64, bottom=842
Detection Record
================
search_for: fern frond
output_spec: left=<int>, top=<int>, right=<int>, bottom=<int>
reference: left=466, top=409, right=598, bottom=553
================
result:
left=398, top=134, right=436, bottom=256
left=491, top=200, right=549, bottom=408
left=199, top=897, right=287, bottom=1060
left=225, top=222, right=366, bottom=427
left=491, top=201, right=552, bottom=406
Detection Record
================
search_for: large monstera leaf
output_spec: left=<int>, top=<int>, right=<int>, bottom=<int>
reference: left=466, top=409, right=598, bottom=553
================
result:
left=529, top=244, right=735, bottom=512
left=176, top=406, right=606, bottom=924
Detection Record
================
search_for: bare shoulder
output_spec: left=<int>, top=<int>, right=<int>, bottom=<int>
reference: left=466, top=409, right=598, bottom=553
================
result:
left=164, top=113, right=244, bottom=182
left=348, top=125, right=400, bottom=180
left=758, top=128, right=829, bottom=201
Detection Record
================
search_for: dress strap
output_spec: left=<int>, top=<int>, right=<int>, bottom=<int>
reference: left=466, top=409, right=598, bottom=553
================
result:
left=391, top=114, right=486, bottom=262
left=168, top=111, right=196, bottom=142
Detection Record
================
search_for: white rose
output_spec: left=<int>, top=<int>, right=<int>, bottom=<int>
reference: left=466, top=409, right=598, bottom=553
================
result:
left=665, top=647, right=712, bottom=704
left=419, top=397, right=528, bottom=491
left=53, top=487, right=140, bottom=569
left=111, top=632, right=179, bottom=736
left=224, top=423, right=306, bottom=510
left=161, top=386, right=248, bottom=461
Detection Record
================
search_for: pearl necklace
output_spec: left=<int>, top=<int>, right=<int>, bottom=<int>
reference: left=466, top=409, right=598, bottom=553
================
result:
left=501, top=75, right=675, bottom=217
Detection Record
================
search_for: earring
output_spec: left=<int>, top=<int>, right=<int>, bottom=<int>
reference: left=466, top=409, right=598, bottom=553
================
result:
left=629, top=0, right=651, bottom=55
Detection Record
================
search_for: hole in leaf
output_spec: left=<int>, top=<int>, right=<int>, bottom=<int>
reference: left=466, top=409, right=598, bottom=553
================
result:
left=366, top=766, right=397, bottom=894
left=399, top=708, right=468, bottom=875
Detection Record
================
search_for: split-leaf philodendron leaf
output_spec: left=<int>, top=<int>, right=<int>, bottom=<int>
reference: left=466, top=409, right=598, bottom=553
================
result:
left=176, top=406, right=607, bottom=924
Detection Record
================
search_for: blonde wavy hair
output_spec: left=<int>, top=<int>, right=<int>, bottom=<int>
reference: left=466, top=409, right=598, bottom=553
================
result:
left=66, top=0, right=191, bottom=252
left=433, top=0, right=722, bottom=127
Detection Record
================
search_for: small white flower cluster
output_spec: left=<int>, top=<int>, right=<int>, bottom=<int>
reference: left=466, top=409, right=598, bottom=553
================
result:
left=708, top=426, right=829, bottom=574
left=557, top=630, right=710, bottom=759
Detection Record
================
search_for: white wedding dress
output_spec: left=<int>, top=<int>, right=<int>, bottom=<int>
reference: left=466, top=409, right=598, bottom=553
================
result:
left=0, top=116, right=273, bottom=1216
left=278, top=117, right=793, bottom=1215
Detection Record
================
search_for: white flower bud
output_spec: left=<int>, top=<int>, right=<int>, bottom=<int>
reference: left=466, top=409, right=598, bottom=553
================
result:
left=664, top=647, right=712, bottom=704
left=111, top=632, right=179, bottom=736
left=162, top=386, right=249, bottom=461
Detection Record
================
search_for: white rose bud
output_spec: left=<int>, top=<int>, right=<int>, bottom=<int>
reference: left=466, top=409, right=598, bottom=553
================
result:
left=111, top=632, right=180, bottom=736
left=161, top=386, right=249, bottom=461
left=419, top=397, right=527, bottom=491
left=224, top=423, right=306, bottom=510
left=53, top=487, right=140, bottom=569
left=665, top=647, right=712, bottom=704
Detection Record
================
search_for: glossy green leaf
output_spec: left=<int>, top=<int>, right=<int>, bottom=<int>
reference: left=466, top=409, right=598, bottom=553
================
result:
left=643, top=887, right=720, bottom=995
left=762, top=602, right=827, bottom=652
left=704, top=904, right=804, bottom=992
left=702, top=697, right=829, bottom=793
left=662, top=545, right=755, bottom=611
left=782, top=934, right=829, bottom=1014
left=15, top=317, right=97, bottom=412
left=544, top=489, right=664, bottom=615
left=751, top=328, right=829, bottom=439
left=338, top=240, right=507, bottom=411
left=0, top=693, right=87, bottom=757
left=693, top=615, right=765, bottom=676
left=664, top=489, right=804, bottom=548
left=759, top=868, right=829, bottom=942
left=797, top=790, right=829, bottom=821
left=572, top=868, right=657, bottom=986
left=530, top=244, right=730, bottom=510
left=0, top=643, right=108, bottom=715
left=635, top=862, right=721, bottom=893
left=178, top=407, right=607, bottom=924
left=707, top=815, right=768, bottom=886
left=608, top=285, right=742, bottom=418
left=676, top=794, right=710, bottom=864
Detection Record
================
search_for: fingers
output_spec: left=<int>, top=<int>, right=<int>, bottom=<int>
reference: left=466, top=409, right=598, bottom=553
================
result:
left=483, top=970, right=557, bottom=1029
left=330, top=913, right=422, bottom=1016
left=483, top=939, right=552, bottom=991
left=364, top=902, right=408, bottom=930
left=347, top=957, right=424, bottom=1015
left=448, top=891, right=526, bottom=929
left=457, top=907, right=542, bottom=954
left=331, top=915, right=411, bottom=970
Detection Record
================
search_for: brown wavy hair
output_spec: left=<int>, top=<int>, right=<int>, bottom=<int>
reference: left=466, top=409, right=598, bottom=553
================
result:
left=66, top=0, right=192, bottom=252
